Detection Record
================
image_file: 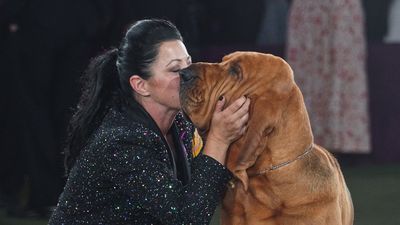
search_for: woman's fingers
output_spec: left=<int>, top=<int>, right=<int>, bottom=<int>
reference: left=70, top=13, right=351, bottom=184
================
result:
left=207, top=96, right=251, bottom=145
left=233, top=110, right=249, bottom=135
left=234, top=97, right=251, bottom=118
left=223, top=97, right=250, bottom=121
left=238, top=110, right=250, bottom=127
left=239, top=125, right=248, bottom=135
left=203, top=96, right=251, bottom=164
left=225, top=97, right=250, bottom=139
left=224, top=96, right=247, bottom=114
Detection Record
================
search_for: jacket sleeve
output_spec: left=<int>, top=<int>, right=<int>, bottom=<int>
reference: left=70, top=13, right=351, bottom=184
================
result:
left=105, top=145, right=232, bottom=225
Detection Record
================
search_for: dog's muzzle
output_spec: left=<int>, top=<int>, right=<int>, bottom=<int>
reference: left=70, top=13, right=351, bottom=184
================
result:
left=179, top=67, right=196, bottom=83
left=179, top=66, right=196, bottom=117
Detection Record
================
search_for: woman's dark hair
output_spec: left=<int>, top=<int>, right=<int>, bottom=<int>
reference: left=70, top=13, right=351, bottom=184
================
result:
left=64, top=19, right=183, bottom=174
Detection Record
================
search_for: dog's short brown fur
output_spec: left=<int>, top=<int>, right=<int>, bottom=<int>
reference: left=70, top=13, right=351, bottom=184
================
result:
left=179, top=52, right=353, bottom=225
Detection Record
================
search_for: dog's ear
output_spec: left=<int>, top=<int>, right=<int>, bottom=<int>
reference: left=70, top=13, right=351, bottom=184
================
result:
left=227, top=53, right=295, bottom=190
left=227, top=97, right=280, bottom=191
left=227, top=61, right=295, bottom=191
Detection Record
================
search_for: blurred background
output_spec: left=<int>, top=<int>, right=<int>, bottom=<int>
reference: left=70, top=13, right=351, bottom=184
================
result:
left=0, top=0, right=399, bottom=224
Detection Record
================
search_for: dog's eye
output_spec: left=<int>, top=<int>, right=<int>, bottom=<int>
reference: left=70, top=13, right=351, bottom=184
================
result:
left=229, top=62, right=242, bottom=80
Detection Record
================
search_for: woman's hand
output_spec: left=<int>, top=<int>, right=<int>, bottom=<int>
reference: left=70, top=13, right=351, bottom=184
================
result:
left=202, top=96, right=250, bottom=165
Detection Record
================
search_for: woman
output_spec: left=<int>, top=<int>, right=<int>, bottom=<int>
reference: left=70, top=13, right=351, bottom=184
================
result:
left=49, top=19, right=250, bottom=224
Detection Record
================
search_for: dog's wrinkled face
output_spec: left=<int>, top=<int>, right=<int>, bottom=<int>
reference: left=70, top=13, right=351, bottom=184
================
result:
left=179, top=51, right=294, bottom=137
left=179, top=59, right=244, bottom=135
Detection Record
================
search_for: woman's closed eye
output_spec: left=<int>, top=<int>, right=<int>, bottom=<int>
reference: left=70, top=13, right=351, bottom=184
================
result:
left=171, top=67, right=181, bottom=73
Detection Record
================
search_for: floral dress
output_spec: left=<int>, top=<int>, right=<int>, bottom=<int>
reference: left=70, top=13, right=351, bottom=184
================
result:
left=286, top=0, right=371, bottom=153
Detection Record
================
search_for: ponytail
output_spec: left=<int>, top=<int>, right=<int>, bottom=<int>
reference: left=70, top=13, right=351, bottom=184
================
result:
left=64, top=48, right=120, bottom=174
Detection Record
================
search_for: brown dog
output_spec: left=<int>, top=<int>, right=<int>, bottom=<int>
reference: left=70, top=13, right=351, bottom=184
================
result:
left=179, top=52, right=353, bottom=225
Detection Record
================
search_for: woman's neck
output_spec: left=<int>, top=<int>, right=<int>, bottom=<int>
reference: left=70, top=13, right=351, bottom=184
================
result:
left=135, top=97, right=178, bottom=136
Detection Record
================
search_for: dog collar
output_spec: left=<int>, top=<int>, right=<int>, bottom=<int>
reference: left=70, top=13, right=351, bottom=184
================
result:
left=254, top=143, right=314, bottom=176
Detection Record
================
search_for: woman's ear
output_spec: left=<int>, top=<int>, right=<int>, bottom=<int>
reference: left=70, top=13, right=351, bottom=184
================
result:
left=129, top=75, right=150, bottom=96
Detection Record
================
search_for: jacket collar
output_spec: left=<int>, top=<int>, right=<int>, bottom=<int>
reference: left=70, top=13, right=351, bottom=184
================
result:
left=123, top=97, right=163, bottom=135
left=121, top=98, right=191, bottom=184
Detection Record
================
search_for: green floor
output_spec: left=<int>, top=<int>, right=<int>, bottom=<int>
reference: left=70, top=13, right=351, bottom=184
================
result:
left=342, top=163, right=400, bottom=225
left=1, top=164, right=399, bottom=225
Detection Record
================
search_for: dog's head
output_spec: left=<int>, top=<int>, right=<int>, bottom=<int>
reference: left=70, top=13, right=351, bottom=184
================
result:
left=179, top=51, right=307, bottom=188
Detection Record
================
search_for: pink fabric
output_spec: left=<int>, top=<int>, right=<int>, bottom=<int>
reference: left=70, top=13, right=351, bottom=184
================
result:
left=286, top=0, right=371, bottom=153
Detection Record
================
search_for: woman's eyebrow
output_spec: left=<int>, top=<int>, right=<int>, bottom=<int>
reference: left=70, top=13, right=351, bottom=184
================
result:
left=166, top=56, right=191, bottom=67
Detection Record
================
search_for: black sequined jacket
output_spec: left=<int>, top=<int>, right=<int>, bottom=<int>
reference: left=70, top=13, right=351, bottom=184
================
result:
left=49, top=99, right=232, bottom=225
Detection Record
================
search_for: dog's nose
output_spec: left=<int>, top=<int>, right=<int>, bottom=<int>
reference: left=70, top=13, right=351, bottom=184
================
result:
left=179, top=68, right=194, bottom=82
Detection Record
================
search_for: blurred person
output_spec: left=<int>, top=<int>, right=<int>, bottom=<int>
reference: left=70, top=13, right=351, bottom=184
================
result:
left=384, top=0, right=400, bottom=42
left=362, top=0, right=392, bottom=42
left=286, top=0, right=371, bottom=153
left=49, top=19, right=250, bottom=224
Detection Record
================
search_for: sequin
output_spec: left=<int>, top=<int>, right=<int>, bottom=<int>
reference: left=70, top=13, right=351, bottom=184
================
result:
left=49, top=102, right=232, bottom=225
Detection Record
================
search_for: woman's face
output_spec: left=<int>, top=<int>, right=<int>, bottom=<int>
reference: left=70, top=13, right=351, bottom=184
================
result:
left=146, top=40, right=191, bottom=111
